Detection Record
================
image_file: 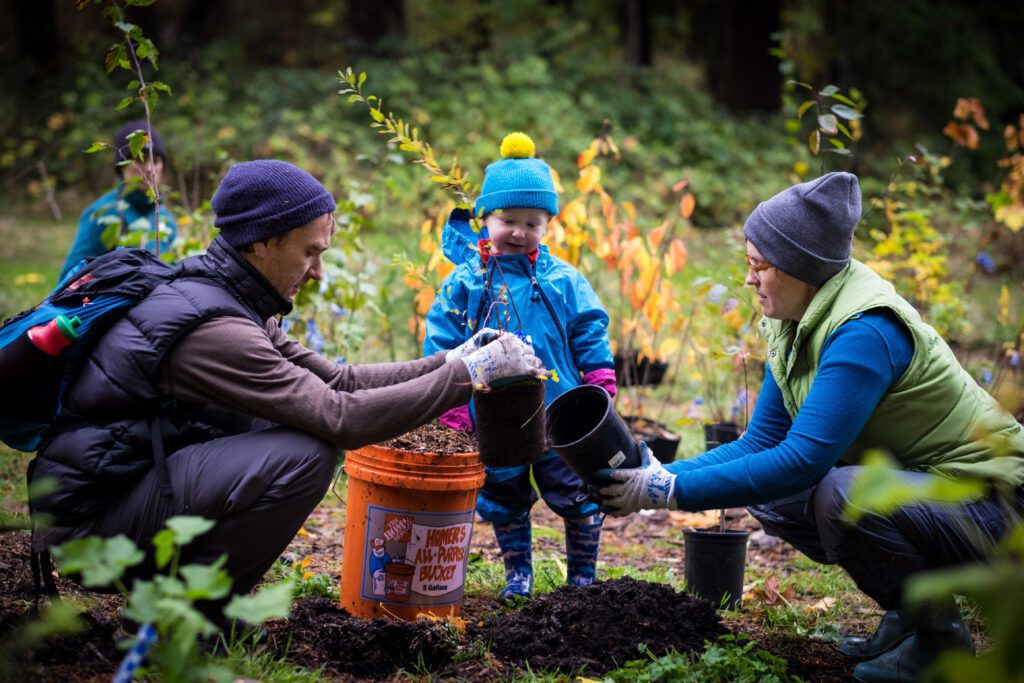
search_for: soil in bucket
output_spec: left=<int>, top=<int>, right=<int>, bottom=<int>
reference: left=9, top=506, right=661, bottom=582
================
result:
left=340, top=423, right=485, bottom=620
left=473, top=377, right=546, bottom=468
left=546, top=384, right=642, bottom=485
left=683, top=528, right=751, bottom=610
left=624, top=415, right=681, bottom=463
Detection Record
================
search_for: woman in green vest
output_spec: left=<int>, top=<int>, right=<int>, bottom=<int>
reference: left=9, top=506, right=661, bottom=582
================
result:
left=591, top=172, right=1024, bottom=683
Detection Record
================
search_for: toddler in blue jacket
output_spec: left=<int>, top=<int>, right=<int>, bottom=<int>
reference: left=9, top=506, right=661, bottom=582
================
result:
left=424, top=133, right=617, bottom=601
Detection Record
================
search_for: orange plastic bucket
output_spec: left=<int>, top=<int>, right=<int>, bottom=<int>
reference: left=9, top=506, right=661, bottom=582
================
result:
left=340, top=443, right=485, bottom=620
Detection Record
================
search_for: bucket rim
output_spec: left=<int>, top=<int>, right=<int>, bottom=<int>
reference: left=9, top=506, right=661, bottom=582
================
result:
left=682, top=528, right=751, bottom=540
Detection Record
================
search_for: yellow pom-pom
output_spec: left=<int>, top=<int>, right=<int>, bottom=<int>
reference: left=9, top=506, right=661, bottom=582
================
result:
left=500, top=132, right=536, bottom=159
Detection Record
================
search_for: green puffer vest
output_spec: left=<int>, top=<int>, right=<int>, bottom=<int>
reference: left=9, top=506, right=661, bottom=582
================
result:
left=759, top=259, right=1024, bottom=489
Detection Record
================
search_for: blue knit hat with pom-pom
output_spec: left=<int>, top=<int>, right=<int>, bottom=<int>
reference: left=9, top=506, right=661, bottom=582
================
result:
left=477, top=132, right=558, bottom=217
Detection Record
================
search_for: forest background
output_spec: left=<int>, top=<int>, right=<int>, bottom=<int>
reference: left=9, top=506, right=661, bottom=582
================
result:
left=1, top=0, right=1023, bottom=432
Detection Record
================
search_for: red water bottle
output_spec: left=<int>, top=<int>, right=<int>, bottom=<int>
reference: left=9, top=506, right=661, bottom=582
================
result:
left=27, top=315, right=82, bottom=355
left=0, top=315, right=81, bottom=419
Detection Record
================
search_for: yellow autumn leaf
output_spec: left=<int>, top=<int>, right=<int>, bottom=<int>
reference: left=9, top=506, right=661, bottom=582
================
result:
left=647, top=221, right=668, bottom=251
left=577, top=140, right=599, bottom=168
left=303, top=571, right=314, bottom=580
left=299, top=556, right=313, bottom=569
left=14, top=273, right=45, bottom=285
left=722, top=307, right=745, bottom=331
left=297, top=527, right=311, bottom=537
left=679, top=192, right=695, bottom=219
left=666, top=239, right=687, bottom=275
left=998, top=285, right=1011, bottom=326
left=659, top=337, right=681, bottom=359
left=577, top=165, right=601, bottom=194
left=996, top=204, right=1024, bottom=232
left=414, top=287, right=436, bottom=315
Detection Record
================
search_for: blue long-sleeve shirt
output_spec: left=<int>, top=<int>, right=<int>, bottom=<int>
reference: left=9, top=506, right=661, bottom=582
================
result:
left=665, top=308, right=914, bottom=511
left=61, top=185, right=177, bottom=280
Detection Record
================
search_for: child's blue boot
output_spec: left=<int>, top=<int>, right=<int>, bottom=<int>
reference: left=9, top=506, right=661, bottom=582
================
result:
left=565, top=513, right=602, bottom=587
left=493, top=514, right=533, bottom=602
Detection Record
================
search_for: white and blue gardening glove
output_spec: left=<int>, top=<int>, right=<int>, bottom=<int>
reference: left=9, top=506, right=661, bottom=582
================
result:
left=445, top=327, right=500, bottom=364
left=460, top=333, right=544, bottom=389
left=593, top=442, right=678, bottom=517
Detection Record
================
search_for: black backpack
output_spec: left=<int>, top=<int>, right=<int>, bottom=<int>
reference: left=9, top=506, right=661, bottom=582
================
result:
left=0, top=248, right=176, bottom=451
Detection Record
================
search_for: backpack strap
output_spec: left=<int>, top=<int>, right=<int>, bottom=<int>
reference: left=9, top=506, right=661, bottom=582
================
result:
left=150, top=414, right=173, bottom=499
left=30, top=548, right=60, bottom=604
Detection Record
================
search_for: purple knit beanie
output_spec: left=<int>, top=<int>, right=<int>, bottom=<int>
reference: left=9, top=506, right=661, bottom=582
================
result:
left=212, top=160, right=336, bottom=248
left=743, top=172, right=861, bottom=286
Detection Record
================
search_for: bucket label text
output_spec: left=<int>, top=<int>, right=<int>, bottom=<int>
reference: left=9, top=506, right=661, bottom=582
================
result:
left=362, top=504, right=477, bottom=606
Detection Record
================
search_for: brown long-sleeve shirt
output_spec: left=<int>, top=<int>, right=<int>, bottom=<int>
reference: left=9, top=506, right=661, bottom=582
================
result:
left=157, top=317, right=473, bottom=449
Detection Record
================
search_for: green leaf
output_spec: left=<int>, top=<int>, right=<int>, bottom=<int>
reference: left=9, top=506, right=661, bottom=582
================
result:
left=786, top=80, right=813, bottom=91
left=817, top=114, right=838, bottom=135
left=797, top=100, right=816, bottom=119
left=358, top=72, right=367, bottom=87
left=347, top=94, right=361, bottom=103
left=836, top=121, right=852, bottom=139
left=180, top=562, right=232, bottom=601
left=369, top=108, right=385, bottom=123
left=825, top=148, right=853, bottom=156
left=224, top=578, right=294, bottom=624
left=808, top=129, right=820, bottom=155
left=115, top=96, right=134, bottom=110
left=819, top=85, right=839, bottom=96
left=828, top=138, right=846, bottom=149
left=831, top=104, right=862, bottom=120
left=84, top=141, right=112, bottom=154
left=830, top=93, right=857, bottom=107
left=52, top=534, right=144, bottom=588
left=152, top=528, right=175, bottom=569
left=165, top=516, right=216, bottom=546
left=114, top=21, right=136, bottom=33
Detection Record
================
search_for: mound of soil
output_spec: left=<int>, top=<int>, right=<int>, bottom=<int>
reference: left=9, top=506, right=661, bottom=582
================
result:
left=271, top=596, right=460, bottom=677
left=469, top=577, right=729, bottom=675
left=379, top=420, right=477, bottom=453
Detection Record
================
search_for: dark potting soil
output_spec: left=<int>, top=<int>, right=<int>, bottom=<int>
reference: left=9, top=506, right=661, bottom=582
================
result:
left=469, top=577, right=730, bottom=675
left=378, top=420, right=477, bottom=453
left=0, top=531, right=122, bottom=682
left=474, top=378, right=546, bottom=467
left=271, top=596, right=460, bottom=677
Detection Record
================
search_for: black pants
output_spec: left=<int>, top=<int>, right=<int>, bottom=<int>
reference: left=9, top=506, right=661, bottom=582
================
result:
left=748, top=467, right=1023, bottom=609
left=80, top=426, right=338, bottom=614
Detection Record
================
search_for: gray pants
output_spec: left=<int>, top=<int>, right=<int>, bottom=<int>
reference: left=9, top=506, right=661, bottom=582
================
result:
left=81, top=425, right=338, bottom=616
left=748, top=467, right=1023, bottom=610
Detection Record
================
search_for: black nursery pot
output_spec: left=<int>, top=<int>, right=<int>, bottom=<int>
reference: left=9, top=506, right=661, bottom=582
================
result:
left=474, top=378, right=546, bottom=468
left=703, top=422, right=741, bottom=449
left=683, top=528, right=751, bottom=610
left=624, top=416, right=681, bottom=463
left=546, top=384, right=642, bottom=485
left=613, top=352, right=669, bottom=387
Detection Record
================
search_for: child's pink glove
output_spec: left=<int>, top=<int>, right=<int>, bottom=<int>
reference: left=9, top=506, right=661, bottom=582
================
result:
left=439, top=406, right=474, bottom=433
left=583, top=368, right=618, bottom=398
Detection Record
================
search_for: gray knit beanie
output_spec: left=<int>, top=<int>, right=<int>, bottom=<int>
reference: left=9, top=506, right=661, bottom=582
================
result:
left=212, top=160, right=336, bottom=248
left=743, top=172, right=861, bottom=286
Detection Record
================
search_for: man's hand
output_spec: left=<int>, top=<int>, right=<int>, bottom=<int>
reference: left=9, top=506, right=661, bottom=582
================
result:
left=460, top=333, right=543, bottom=388
left=445, top=327, right=500, bottom=364
left=591, top=443, right=678, bottom=517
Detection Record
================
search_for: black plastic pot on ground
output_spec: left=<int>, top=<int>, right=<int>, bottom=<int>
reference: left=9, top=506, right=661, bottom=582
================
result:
left=623, top=415, right=681, bottom=463
left=683, top=528, right=750, bottom=610
left=613, top=352, right=668, bottom=387
left=703, top=421, right=740, bottom=449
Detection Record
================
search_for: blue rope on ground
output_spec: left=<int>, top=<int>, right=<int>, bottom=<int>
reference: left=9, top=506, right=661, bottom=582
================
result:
left=112, top=622, right=157, bottom=683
